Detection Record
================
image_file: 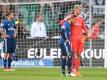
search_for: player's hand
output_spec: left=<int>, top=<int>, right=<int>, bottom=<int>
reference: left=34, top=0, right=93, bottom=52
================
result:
left=64, top=15, right=72, bottom=21
left=86, top=33, right=91, bottom=39
left=2, top=34, right=10, bottom=38
left=81, top=36, right=86, bottom=43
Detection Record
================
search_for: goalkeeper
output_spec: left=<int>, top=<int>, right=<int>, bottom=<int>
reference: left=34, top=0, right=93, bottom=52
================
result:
left=59, top=15, right=76, bottom=76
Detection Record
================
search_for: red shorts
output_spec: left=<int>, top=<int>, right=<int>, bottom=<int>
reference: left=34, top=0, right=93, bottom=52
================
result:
left=71, top=37, right=86, bottom=54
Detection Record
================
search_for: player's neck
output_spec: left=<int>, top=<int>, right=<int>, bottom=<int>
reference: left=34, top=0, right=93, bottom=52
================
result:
left=74, top=13, right=80, bottom=17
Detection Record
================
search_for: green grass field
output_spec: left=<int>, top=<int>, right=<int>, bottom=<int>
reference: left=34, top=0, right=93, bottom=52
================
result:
left=0, top=67, right=107, bottom=80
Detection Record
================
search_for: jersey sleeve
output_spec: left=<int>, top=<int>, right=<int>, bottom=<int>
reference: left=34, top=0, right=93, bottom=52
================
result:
left=14, top=21, right=16, bottom=29
left=82, top=18, right=88, bottom=34
left=60, top=23, right=67, bottom=40
left=1, top=21, right=6, bottom=29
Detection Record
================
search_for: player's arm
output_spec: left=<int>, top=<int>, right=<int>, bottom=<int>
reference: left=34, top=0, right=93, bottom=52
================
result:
left=0, top=21, right=9, bottom=38
left=59, top=19, right=65, bottom=27
left=60, top=25, right=67, bottom=40
left=82, top=20, right=88, bottom=34
left=0, top=27, right=6, bottom=38
left=13, top=29, right=17, bottom=38
left=59, top=14, right=73, bottom=27
left=14, top=22, right=17, bottom=38
left=82, top=19, right=91, bottom=38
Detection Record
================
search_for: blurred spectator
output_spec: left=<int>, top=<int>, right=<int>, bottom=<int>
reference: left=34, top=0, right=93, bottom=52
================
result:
left=91, top=20, right=101, bottom=39
left=16, top=19, right=26, bottom=38
left=39, top=0, right=54, bottom=17
left=15, top=14, right=26, bottom=39
left=30, top=15, right=47, bottom=38
left=2, top=0, right=10, bottom=16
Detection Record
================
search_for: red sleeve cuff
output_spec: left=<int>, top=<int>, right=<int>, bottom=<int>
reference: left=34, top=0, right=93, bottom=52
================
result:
left=59, top=19, right=65, bottom=26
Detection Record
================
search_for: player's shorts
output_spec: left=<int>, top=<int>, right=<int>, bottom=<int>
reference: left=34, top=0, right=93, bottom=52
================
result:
left=3, top=38, right=16, bottom=53
left=71, top=37, right=85, bottom=54
left=59, top=38, right=71, bottom=56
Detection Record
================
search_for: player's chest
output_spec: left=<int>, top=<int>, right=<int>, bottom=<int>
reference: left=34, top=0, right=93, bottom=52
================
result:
left=7, top=25, right=15, bottom=30
left=7, top=22, right=15, bottom=27
left=73, top=18, right=82, bottom=27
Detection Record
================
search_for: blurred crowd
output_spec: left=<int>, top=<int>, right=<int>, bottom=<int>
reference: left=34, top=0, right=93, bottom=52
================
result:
left=0, top=0, right=105, bottom=39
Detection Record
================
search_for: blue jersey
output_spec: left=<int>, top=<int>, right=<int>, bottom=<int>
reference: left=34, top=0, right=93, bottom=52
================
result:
left=60, top=21, right=70, bottom=40
left=1, top=19, right=16, bottom=39
left=59, top=21, right=71, bottom=57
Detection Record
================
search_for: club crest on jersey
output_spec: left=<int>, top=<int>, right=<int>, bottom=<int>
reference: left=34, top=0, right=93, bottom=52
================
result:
left=8, top=23, right=14, bottom=27
left=74, top=21, right=82, bottom=26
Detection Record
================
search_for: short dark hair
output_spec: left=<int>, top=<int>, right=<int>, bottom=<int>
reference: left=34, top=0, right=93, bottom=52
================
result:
left=6, top=11, right=14, bottom=16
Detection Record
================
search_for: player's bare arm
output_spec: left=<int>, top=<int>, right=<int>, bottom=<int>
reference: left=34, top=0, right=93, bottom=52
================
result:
left=14, top=29, right=17, bottom=38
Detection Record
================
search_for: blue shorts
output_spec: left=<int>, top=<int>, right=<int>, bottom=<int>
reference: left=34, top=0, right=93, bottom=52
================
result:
left=3, top=38, right=16, bottom=53
left=59, top=38, right=71, bottom=56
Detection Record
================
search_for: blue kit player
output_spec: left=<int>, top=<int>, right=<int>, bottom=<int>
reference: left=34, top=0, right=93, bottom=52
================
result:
left=59, top=18, right=71, bottom=76
left=1, top=11, right=17, bottom=71
left=59, top=17, right=76, bottom=76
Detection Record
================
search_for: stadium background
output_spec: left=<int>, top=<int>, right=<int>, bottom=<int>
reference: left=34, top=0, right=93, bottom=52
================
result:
left=0, top=0, right=105, bottom=67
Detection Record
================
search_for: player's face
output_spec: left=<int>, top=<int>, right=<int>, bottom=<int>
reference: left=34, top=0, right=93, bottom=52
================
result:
left=76, top=7, right=82, bottom=15
left=9, top=13, right=15, bottom=20
left=96, top=21, right=101, bottom=26
left=74, top=7, right=82, bottom=15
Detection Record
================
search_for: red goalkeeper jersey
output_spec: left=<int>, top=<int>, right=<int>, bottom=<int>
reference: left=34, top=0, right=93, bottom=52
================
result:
left=71, top=15, right=88, bottom=39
